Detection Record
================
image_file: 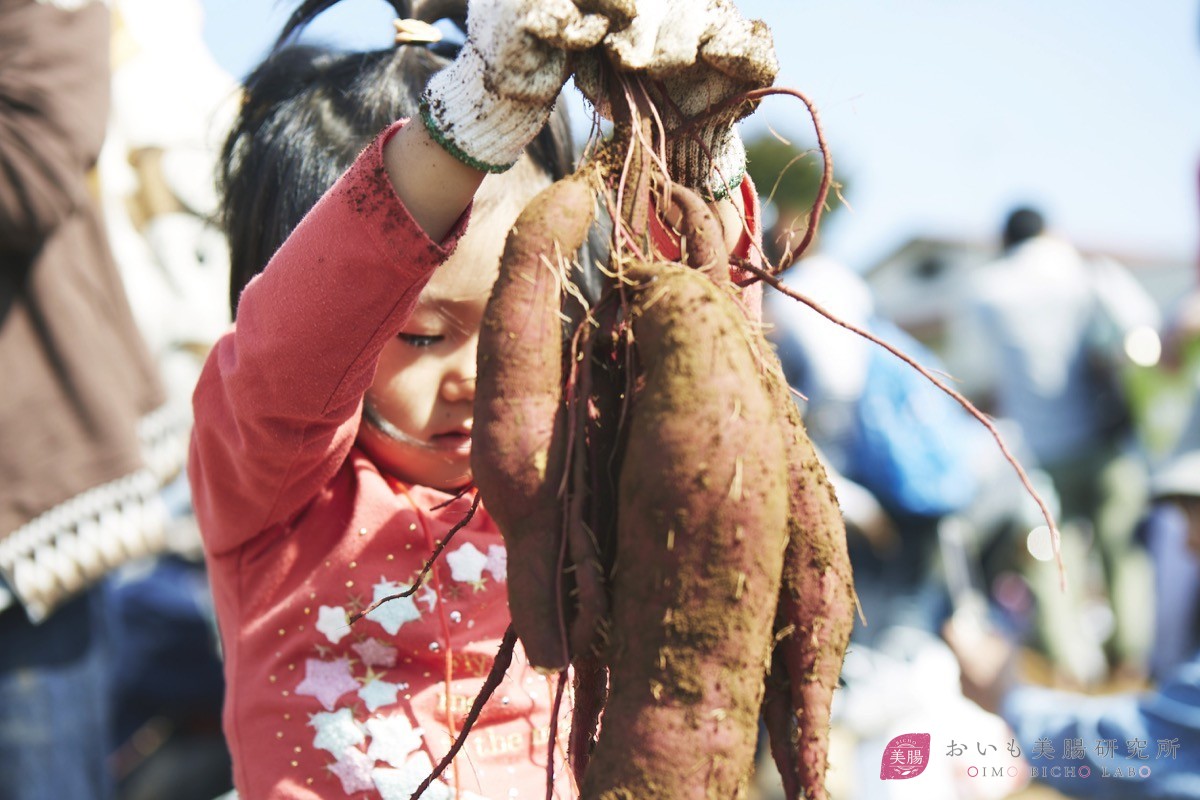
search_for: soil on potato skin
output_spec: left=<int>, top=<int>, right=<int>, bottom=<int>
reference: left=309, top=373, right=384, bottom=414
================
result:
left=580, top=263, right=790, bottom=800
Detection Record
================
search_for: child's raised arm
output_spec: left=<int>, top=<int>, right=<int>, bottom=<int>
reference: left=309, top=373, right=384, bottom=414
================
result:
left=383, top=122, right=483, bottom=242
left=191, top=0, right=628, bottom=551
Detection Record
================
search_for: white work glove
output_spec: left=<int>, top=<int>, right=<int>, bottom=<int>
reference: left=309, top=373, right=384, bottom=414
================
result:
left=578, top=0, right=777, bottom=198
left=422, top=0, right=620, bottom=172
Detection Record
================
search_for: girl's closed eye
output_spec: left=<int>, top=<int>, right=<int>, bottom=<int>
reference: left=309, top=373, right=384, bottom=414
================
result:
left=397, top=332, right=443, bottom=348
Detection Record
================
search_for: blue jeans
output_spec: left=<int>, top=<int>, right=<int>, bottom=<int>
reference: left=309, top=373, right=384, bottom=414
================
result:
left=0, top=589, right=114, bottom=800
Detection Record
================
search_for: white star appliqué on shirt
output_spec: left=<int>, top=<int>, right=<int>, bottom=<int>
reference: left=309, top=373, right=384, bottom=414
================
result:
left=328, top=747, right=376, bottom=794
left=372, top=752, right=451, bottom=800
left=358, top=677, right=401, bottom=712
left=295, top=657, right=360, bottom=710
left=485, top=544, right=507, bottom=583
left=365, top=714, right=423, bottom=767
left=366, top=579, right=422, bottom=635
left=316, top=605, right=350, bottom=644
left=309, top=707, right=366, bottom=754
left=352, top=638, right=398, bottom=669
left=446, top=543, right=488, bottom=584
left=418, top=584, right=438, bottom=612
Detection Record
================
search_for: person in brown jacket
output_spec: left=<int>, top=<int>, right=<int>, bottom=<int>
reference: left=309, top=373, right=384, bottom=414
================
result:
left=0, top=1, right=170, bottom=797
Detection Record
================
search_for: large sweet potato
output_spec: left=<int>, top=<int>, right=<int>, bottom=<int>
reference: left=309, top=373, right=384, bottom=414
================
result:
left=580, top=262, right=789, bottom=800
left=471, top=171, right=596, bottom=670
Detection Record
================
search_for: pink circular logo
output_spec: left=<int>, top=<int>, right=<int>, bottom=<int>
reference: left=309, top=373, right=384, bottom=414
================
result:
left=880, top=733, right=932, bottom=781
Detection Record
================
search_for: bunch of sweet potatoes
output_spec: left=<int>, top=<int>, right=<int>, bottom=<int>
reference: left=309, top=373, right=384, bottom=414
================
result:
left=468, top=106, right=855, bottom=798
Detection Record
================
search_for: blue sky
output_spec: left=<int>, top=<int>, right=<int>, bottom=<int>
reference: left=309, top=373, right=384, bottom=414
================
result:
left=201, top=0, right=1200, bottom=273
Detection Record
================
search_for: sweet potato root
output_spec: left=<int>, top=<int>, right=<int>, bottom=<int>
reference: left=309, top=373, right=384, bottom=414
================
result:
left=569, top=651, right=610, bottom=786
left=471, top=171, right=596, bottom=671
left=579, top=262, right=789, bottom=800
left=764, top=372, right=856, bottom=800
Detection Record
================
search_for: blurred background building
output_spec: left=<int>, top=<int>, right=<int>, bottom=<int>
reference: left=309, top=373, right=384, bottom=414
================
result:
left=867, top=237, right=1192, bottom=350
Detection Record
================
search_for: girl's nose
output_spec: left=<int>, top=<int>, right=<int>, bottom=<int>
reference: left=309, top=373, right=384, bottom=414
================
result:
left=442, top=339, right=478, bottom=403
left=442, top=372, right=476, bottom=403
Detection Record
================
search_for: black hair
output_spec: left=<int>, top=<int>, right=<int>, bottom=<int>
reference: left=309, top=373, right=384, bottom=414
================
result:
left=1001, top=206, right=1045, bottom=252
left=219, top=0, right=575, bottom=317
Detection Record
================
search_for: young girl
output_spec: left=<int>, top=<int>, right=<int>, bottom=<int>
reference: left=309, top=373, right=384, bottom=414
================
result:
left=190, top=0, right=775, bottom=797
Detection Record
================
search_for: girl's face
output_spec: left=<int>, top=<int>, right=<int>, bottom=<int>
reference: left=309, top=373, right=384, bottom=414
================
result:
left=357, top=170, right=541, bottom=491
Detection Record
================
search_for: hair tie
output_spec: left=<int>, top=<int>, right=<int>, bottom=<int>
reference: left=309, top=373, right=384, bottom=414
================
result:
left=394, top=18, right=444, bottom=46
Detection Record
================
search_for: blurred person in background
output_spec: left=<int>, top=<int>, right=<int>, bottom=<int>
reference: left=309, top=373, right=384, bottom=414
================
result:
left=1139, top=305, right=1200, bottom=685
left=948, top=205, right=1160, bottom=688
left=1140, top=141, right=1200, bottom=681
left=1145, top=412, right=1200, bottom=680
left=96, top=1, right=238, bottom=797
left=946, top=77, right=1200, bottom=798
left=1137, top=154, right=1200, bottom=685
left=944, top=453, right=1200, bottom=798
left=0, top=0, right=174, bottom=797
left=100, top=0, right=235, bottom=401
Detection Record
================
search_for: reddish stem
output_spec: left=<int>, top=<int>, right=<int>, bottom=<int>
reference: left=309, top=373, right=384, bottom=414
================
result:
left=668, top=85, right=834, bottom=278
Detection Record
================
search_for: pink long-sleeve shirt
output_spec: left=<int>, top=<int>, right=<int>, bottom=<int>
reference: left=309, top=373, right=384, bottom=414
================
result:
left=190, top=122, right=571, bottom=800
